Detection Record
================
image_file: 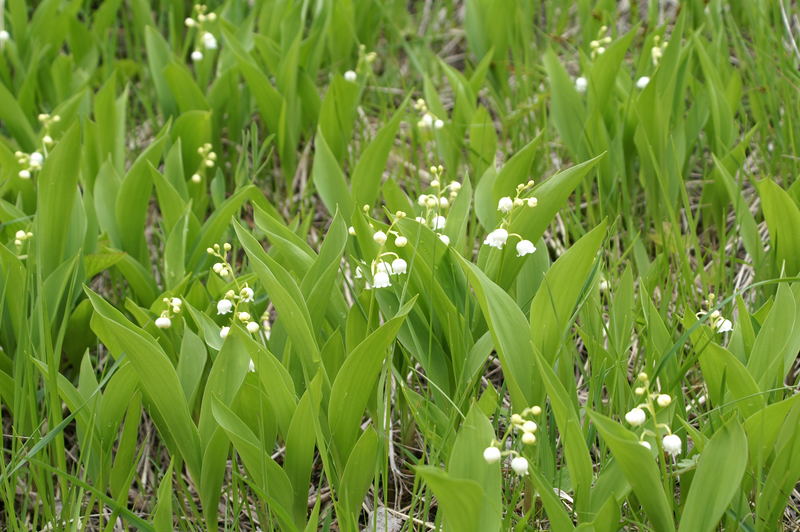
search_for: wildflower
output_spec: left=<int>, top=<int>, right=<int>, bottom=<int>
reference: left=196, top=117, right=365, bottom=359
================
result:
left=29, top=152, right=43, bottom=168
left=438, top=234, right=450, bottom=245
left=414, top=216, right=426, bottom=224
left=201, top=32, right=218, bottom=50
left=155, top=316, right=172, bottom=329
left=511, top=456, right=529, bottom=476
left=639, top=441, right=652, bottom=450
left=634, top=387, right=645, bottom=396
left=240, top=286, right=254, bottom=302
left=483, top=228, right=509, bottom=249
left=220, top=326, right=230, bottom=339
left=624, top=407, right=646, bottom=426
left=433, top=119, right=444, bottom=129
left=483, top=446, right=501, bottom=464
left=636, top=76, right=650, bottom=89
left=656, top=394, right=672, bottom=407
left=15, top=230, right=27, bottom=240
left=575, top=76, right=588, bottom=93
left=354, top=266, right=363, bottom=279
left=191, top=173, right=202, bottom=183
left=185, top=17, right=196, bottom=27
left=417, top=194, right=428, bottom=206
left=438, top=197, right=449, bottom=208
left=391, top=258, right=407, bottom=275
left=510, top=414, right=523, bottom=425
left=425, top=196, right=438, bottom=208
left=246, top=321, right=260, bottom=333
left=375, top=261, right=393, bottom=275
left=18, top=170, right=31, bottom=179
left=191, top=50, right=204, bottom=62
left=516, top=240, right=536, bottom=257
left=521, top=432, right=536, bottom=445
left=348, top=226, right=356, bottom=235
left=418, top=113, right=434, bottom=128
left=431, top=216, right=446, bottom=230
left=662, top=434, right=682, bottom=457
left=373, top=231, right=387, bottom=245
left=238, top=311, right=251, bottom=322
left=521, top=420, right=537, bottom=433
left=0, top=30, right=10, bottom=43
left=497, top=196, right=514, bottom=213
left=530, top=405, right=542, bottom=416
left=449, top=181, right=461, bottom=192
left=394, top=236, right=408, bottom=247
left=372, top=270, right=391, bottom=289
left=344, top=70, right=357, bottom=82
left=217, top=299, right=233, bottom=315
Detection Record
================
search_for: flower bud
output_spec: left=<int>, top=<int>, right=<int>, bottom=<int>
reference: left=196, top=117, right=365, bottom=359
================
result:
left=624, top=407, right=646, bottom=426
left=521, top=432, right=536, bottom=445
left=483, top=446, right=501, bottom=464
left=656, top=394, right=672, bottom=407
left=155, top=316, right=172, bottom=329
left=394, top=236, right=408, bottom=247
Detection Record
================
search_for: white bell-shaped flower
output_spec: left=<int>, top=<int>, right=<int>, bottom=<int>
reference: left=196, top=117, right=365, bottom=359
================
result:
left=624, top=407, right=646, bottom=426
left=483, top=228, right=509, bottom=249
left=516, top=240, right=536, bottom=256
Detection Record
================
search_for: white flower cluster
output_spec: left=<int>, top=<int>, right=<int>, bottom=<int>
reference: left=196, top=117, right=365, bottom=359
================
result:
left=352, top=209, right=410, bottom=290
left=15, top=150, right=44, bottom=179
left=185, top=4, right=218, bottom=62
left=13, top=229, right=33, bottom=249
left=590, top=26, right=612, bottom=58
left=191, top=143, right=217, bottom=183
left=414, top=98, right=444, bottom=130
left=623, top=372, right=685, bottom=457
left=651, top=35, right=667, bottom=66
left=483, top=405, right=543, bottom=477
left=207, top=243, right=271, bottom=339
left=483, top=181, right=537, bottom=257
left=696, top=293, right=733, bottom=333
left=15, top=113, right=57, bottom=178
left=155, top=297, right=183, bottom=329
left=413, top=165, right=460, bottom=246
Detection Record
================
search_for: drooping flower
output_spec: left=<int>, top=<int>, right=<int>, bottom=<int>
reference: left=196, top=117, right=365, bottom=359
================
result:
left=521, top=432, right=536, bottom=445
left=191, top=50, right=204, bottom=62
left=624, top=407, right=646, bottom=426
left=639, top=441, right=652, bottom=450
left=575, top=76, right=588, bottom=93
left=497, top=197, right=514, bottom=213
left=373, top=231, right=387, bottom=245
left=511, top=456, right=529, bottom=476
left=483, top=228, right=509, bottom=249
left=395, top=236, right=408, bottom=248
left=483, top=446, right=501, bottom=464
left=373, top=270, right=391, bottom=289
left=240, top=286, right=254, bottom=302
left=636, top=76, right=650, bottom=89
left=201, top=32, right=218, bottom=50
left=155, top=316, right=172, bottom=329
left=662, top=434, right=682, bottom=457
left=431, top=216, right=446, bottom=230
left=217, top=299, right=233, bottom=315
left=521, top=420, right=537, bottom=433
left=438, top=234, right=450, bottom=246
left=344, top=70, right=357, bottom=82
left=219, top=326, right=230, bottom=339
left=246, top=321, right=260, bottom=334
left=391, top=258, right=407, bottom=275
left=516, top=240, right=536, bottom=256
left=656, top=394, right=672, bottom=407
